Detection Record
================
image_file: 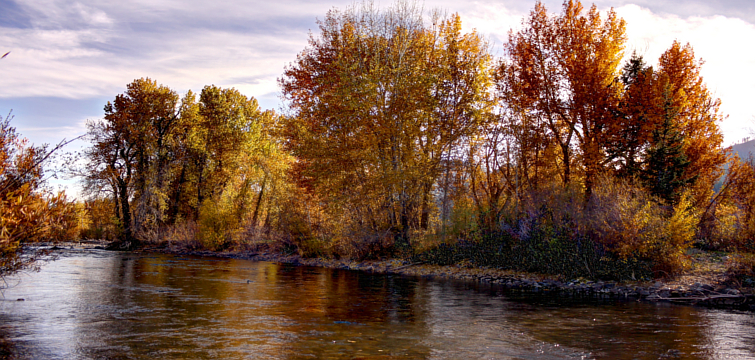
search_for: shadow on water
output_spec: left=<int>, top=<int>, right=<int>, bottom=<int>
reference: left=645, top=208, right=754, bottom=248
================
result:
left=0, top=250, right=754, bottom=359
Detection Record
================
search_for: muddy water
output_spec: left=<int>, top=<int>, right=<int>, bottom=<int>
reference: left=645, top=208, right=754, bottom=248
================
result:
left=0, top=250, right=754, bottom=359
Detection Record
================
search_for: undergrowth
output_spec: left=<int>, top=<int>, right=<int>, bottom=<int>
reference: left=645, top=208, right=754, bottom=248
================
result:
left=413, top=231, right=653, bottom=282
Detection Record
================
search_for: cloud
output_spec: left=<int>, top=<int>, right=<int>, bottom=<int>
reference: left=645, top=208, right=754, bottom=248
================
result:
left=1, top=0, right=753, bottom=147
left=614, top=4, right=755, bottom=144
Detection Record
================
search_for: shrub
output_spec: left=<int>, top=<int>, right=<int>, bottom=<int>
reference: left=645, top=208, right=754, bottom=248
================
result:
left=697, top=155, right=755, bottom=252
left=0, top=114, right=78, bottom=276
left=78, top=198, right=122, bottom=240
left=726, top=253, right=755, bottom=288
left=588, top=177, right=697, bottom=276
left=276, top=190, right=339, bottom=257
left=415, top=181, right=655, bottom=281
left=197, top=195, right=241, bottom=251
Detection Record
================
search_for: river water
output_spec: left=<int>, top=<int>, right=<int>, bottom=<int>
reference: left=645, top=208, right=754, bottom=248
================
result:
left=0, top=250, right=754, bottom=359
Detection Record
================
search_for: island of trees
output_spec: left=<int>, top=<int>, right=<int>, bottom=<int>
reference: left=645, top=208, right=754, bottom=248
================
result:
left=2, top=0, right=754, bottom=282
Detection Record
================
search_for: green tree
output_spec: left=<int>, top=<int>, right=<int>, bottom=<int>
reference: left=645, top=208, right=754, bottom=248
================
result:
left=643, top=83, right=695, bottom=206
left=606, top=52, right=656, bottom=179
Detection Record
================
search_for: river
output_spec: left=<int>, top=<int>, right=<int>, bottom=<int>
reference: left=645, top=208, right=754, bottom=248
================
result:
left=0, top=249, right=754, bottom=359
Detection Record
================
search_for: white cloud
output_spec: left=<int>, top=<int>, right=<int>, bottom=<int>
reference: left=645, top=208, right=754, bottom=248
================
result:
left=454, top=1, right=523, bottom=52
left=1, top=0, right=753, bottom=146
left=615, top=4, right=755, bottom=144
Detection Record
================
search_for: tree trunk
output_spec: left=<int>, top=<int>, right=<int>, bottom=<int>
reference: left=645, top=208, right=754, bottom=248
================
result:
left=118, top=179, right=132, bottom=242
left=251, top=174, right=267, bottom=228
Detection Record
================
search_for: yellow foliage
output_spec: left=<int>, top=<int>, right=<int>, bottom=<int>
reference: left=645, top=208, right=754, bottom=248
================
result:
left=78, top=198, right=121, bottom=240
left=588, top=178, right=697, bottom=275
left=448, top=195, right=479, bottom=240
left=656, top=192, right=698, bottom=273
left=197, top=188, right=244, bottom=251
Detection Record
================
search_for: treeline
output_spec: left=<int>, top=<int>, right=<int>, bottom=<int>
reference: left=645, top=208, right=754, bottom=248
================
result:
left=67, top=0, right=755, bottom=278
left=76, top=82, right=291, bottom=250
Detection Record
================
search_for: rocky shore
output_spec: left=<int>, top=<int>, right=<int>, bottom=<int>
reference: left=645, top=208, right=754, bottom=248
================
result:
left=147, top=247, right=755, bottom=311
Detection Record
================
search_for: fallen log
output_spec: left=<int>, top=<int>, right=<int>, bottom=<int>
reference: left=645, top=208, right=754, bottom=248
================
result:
left=390, top=262, right=425, bottom=271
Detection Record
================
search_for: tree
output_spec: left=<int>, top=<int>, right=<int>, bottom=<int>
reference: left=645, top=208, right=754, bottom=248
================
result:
left=82, top=118, right=135, bottom=241
left=606, top=52, right=657, bottom=179
left=280, top=1, right=492, bottom=250
left=499, top=0, right=626, bottom=198
left=655, top=41, right=727, bottom=207
left=609, top=42, right=727, bottom=204
left=174, top=85, right=269, bottom=219
left=83, top=78, right=179, bottom=244
left=642, top=82, right=695, bottom=205
left=0, top=113, right=76, bottom=277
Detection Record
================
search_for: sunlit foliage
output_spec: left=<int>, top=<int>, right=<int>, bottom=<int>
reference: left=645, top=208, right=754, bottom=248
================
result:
left=280, top=2, right=492, bottom=253
left=0, top=113, right=77, bottom=277
left=70, top=0, right=747, bottom=280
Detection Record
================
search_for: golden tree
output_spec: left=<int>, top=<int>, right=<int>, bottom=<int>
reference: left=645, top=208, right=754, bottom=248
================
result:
left=656, top=41, right=727, bottom=207
left=280, top=1, right=492, bottom=251
left=83, top=78, right=179, bottom=243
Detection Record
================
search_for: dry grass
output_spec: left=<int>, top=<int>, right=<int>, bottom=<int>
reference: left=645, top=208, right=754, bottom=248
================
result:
left=663, top=248, right=731, bottom=288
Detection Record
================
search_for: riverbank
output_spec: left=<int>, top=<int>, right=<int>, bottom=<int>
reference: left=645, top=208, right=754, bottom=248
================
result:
left=133, top=242, right=755, bottom=311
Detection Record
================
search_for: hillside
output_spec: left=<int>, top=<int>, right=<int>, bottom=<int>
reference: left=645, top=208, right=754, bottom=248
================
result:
left=732, top=138, right=755, bottom=160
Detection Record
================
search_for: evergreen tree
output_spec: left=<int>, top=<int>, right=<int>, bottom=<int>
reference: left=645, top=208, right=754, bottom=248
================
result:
left=609, top=52, right=653, bottom=180
left=643, top=84, right=696, bottom=205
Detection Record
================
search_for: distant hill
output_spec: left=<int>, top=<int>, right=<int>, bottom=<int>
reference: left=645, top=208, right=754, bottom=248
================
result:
left=712, top=138, right=754, bottom=192
left=731, top=138, right=755, bottom=160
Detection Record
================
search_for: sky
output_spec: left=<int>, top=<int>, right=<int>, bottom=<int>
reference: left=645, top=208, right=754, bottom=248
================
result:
left=1, top=0, right=753, bottom=194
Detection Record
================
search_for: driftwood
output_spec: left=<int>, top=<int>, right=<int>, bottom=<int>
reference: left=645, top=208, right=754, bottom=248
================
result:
left=649, top=293, right=753, bottom=308
left=390, top=262, right=424, bottom=271
left=659, top=294, right=744, bottom=301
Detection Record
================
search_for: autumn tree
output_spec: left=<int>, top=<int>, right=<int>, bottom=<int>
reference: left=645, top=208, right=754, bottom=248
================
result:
left=728, top=156, right=755, bottom=249
left=0, top=113, right=76, bottom=277
left=82, top=118, right=135, bottom=241
left=280, top=1, right=492, bottom=250
left=81, top=76, right=290, bottom=250
left=606, top=43, right=726, bottom=206
left=82, top=78, right=179, bottom=244
left=499, top=0, right=626, bottom=198
left=171, top=86, right=269, bottom=218
left=655, top=41, right=727, bottom=207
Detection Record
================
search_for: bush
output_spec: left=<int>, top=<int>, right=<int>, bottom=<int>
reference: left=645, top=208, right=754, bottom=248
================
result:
left=414, top=231, right=652, bottom=281
left=417, top=177, right=701, bottom=280
left=197, top=182, right=254, bottom=251
left=726, top=253, right=755, bottom=287
left=0, top=114, right=78, bottom=276
left=197, top=196, right=242, bottom=251
left=415, top=181, right=654, bottom=281
left=588, top=177, right=697, bottom=276
left=78, top=198, right=122, bottom=240
left=697, top=155, right=755, bottom=252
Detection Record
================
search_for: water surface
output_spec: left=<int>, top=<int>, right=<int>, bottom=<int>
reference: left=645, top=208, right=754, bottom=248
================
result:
left=1, top=250, right=754, bottom=359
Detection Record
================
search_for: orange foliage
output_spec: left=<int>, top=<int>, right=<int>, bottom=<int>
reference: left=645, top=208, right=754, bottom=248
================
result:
left=500, top=0, right=626, bottom=196
left=656, top=41, right=727, bottom=207
left=0, top=114, right=77, bottom=276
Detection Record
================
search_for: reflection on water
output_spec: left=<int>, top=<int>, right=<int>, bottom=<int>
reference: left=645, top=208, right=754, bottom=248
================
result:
left=1, top=250, right=754, bottom=359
